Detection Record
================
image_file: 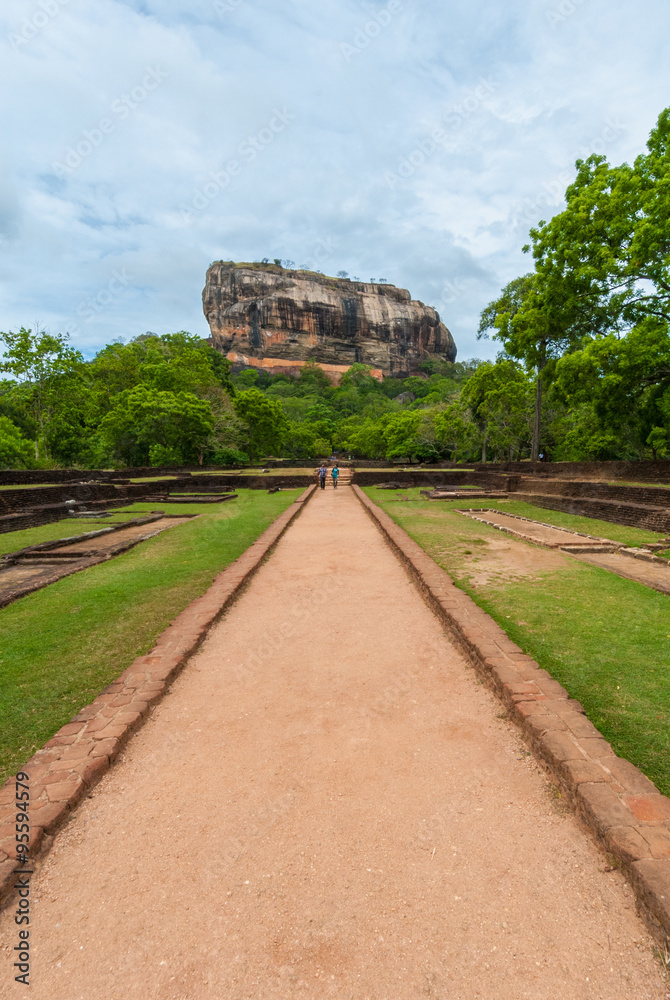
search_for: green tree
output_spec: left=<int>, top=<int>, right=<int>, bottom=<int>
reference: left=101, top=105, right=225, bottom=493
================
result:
left=99, top=386, right=214, bottom=467
left=460, top=360, right=532, bottom=462
left=0, top=416, right=34, bottom=468
left=0, top=328, right=84, bottom=461
left=233, top=388, right=289, bottom=463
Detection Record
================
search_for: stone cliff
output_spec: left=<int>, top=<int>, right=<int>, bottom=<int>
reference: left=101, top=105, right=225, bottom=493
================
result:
left=202, top=262, right=457, bottom=380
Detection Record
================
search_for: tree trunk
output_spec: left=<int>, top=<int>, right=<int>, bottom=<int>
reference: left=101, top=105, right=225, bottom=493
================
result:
left=481, top=427, right=487, bottom=464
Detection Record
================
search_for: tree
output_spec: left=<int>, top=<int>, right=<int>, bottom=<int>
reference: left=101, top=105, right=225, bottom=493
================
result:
left=383, top=411, right=422, bottom=463
left=459, top=361, right=532, bottom=462
left=99, top=386, right=214, bottom=467
left=528, top=107, right=670, bottom=338
left=0, top=417, right=34, bottom=468
left=478, top=274, right=579, bottom=461
left=0, top=328, right=83, bottom=460
left=232, top=388, right=289, bottom=463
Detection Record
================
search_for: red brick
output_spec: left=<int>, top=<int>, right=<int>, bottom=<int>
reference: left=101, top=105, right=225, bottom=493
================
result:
left=81, top=718, right=111, bottom=735
left=30, top=801, right=68, bottom=833
left=43, top=735, right=76, bottom=748
left=37, top=771, right=77, bottom=786
left=579, top=737, right=616, bottom=760
left=0, top=783, right=16, bottom=805
left=488, top=664, right=522, bottom=687
left=514, top=700, right=550, bottom=719
left=89, top=738, right=120, bottom=760
left=525, top=714, right=568, bottom=736
left=606, top=825, right=652, bottom=863
left=126, top=700, right=149, bottom=716
left=563, top=759, right=611, bottom=785
left=54, top=722, right=85, bottom=738
left=605, top=758, right=657, bottom=795
left=562, top=714, right=602, bottom=740
left=45, top=778, right=84, bottom=805
left=624, top=795, right=670, bottom=824
left=577, top=782, right=636, bottom=833
left=541, top=731, right=584, bottom=763
left=639, top=826, right=670, bottom=859
left=508, top=682, right=541, bottom=696
left=631, top=859, right=670, bottom=930
left=93, top=725, right=128, bottom=741
left=75, top=756, right=109, bottom=788
left=58, top=741, right=96, bottom=762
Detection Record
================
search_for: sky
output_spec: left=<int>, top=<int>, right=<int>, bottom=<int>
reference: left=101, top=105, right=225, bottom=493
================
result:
left=1, top=0, right=669, bottom=363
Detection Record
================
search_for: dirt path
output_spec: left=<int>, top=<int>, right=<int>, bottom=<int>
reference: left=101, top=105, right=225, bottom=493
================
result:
left=1, top=489, right=667, bottom=998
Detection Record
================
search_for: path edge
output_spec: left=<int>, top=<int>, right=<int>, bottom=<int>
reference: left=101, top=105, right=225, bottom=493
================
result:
left=0, top=485, right=316, bottom=906
left=352, top=485, right=670, bottom=947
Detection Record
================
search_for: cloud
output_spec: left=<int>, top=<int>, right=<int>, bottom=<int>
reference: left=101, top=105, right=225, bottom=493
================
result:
left=0, top=0, right=669, bottom=360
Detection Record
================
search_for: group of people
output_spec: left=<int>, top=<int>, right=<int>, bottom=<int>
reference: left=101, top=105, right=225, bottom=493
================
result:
left=317, top=463, right=339, bottom=489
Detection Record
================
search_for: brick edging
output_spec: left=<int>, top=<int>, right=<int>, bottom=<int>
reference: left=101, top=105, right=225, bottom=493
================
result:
left=0, top=485, right=316, bottom=905
left=352, top=485, right=670, bottom=946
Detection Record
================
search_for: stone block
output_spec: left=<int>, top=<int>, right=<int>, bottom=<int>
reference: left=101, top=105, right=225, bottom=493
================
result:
left=605, top=758, right=657, bottom=795
left=631, top=859, right=670, bottom=931
left=623, top=794, right=670, bottom=824
left=579, top=737, right=616, bottom=760
left=75, top=756, right=109, bottom=788
left=577, top=782, right=635, bottom=833
left=605, top=825, right=651, bottom=863
left=562, top=758, right=611, bottom=785
left=30, top=801, right=69, bottom=833
left=541, top=731, right=584, bottom=763
left=639, top=826, right=670, bottom=859
left=45, top=778, right=85, bottom=805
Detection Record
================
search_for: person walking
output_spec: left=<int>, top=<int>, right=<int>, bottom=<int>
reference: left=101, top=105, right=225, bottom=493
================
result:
left=318, top=464, right=327, bottom=490
left=331, top=465, right=339, bottom=489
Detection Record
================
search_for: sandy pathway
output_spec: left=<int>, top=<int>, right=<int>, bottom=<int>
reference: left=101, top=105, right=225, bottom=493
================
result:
left=1, top=489, right=667, bottom=998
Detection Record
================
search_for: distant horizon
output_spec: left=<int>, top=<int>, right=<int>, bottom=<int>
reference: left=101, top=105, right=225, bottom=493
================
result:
left=2, top=0, right=669, bottom=363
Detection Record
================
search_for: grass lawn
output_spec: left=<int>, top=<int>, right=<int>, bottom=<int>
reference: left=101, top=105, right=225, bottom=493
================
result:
left=0, top=489, right=299, bottom=783
left=419, top=495, right=666, bottom=548
left=364, top=487, right=670, bottom=796
left=0, top=511, right=172, bottom=558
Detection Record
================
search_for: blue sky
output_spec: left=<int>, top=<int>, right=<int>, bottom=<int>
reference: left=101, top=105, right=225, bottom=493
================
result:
left=1, top=0, right=669, bottom=362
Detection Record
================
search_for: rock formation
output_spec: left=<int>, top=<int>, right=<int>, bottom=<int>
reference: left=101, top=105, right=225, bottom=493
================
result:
left=202, top=262, right=456, bottom=381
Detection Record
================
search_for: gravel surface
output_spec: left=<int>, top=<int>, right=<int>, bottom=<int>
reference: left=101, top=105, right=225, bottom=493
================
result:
left=1, top=488, right=667, bottom=998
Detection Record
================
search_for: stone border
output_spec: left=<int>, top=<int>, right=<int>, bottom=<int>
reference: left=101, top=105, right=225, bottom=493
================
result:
left=0, top=485, right=316, bottom=905
left=0, top=515, right=200, bottom=610
left=458, top=508, right=670, bottom=567
left=353, top=486, right=670, bottom=946
left=457, top=507, right=619, bottom=548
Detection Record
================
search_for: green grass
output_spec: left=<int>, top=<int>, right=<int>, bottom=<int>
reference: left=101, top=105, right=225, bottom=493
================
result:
left=606, top=480, right=670, bottom=489
left=364, top=487, right=670, bottom=796
left=412, top=494, right=665, bottom=548
left=0, top=490, right=299, bottom=782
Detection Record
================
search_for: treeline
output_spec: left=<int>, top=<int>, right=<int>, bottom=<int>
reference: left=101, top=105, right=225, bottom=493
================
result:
left=1, top=106, right=668, bottom=469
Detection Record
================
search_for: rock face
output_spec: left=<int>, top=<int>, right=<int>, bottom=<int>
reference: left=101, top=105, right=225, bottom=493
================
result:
left=202, top=262, right=457, bottom=380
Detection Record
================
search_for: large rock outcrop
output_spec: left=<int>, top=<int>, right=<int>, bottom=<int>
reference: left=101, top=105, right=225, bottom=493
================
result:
left=202, top=262, right=456, bottom=380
